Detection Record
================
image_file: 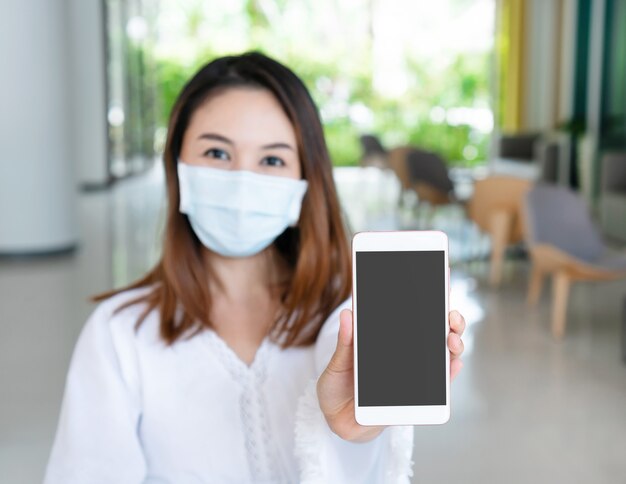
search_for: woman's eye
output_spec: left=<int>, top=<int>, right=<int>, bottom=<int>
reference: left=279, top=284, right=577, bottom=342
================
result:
left=203, top=148, right=230, bottom=161
left=261, top=156, right=285, bottom=167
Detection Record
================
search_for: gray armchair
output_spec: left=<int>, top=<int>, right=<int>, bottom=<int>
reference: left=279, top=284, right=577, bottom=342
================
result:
left=358, top=134, right=388, bottom=169
left=523, top=184, right=626, bottom=339
left=498, top=132, right=541, bottom=161
left=405, top=149, right=455, bottom=205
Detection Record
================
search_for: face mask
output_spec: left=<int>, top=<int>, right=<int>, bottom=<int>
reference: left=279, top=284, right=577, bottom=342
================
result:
left=177, top=162, right=308, bottom=258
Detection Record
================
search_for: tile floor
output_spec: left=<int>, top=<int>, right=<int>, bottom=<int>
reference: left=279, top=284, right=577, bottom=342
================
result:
left=1, top=165, right=625, bottom=484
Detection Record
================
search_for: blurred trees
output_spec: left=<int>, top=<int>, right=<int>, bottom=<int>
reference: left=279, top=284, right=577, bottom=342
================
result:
left=144, top=0, right=493, bottom=167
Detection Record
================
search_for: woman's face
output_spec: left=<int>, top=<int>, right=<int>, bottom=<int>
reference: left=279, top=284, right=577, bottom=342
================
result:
left=179, top=87, right=302, bottom=180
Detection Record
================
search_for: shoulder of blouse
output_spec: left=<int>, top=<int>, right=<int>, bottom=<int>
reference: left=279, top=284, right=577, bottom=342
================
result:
left=88, top=285, right=163, bottom=346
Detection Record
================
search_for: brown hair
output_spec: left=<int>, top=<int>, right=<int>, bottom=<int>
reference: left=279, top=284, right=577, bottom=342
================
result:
left=94, top=52, right=351, bottom=347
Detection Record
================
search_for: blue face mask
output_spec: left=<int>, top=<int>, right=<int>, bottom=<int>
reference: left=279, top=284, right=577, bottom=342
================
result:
left=177, top=162, right=308, bottom=258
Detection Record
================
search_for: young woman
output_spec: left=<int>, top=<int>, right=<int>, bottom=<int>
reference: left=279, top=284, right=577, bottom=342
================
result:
left=45, top=52, right=466, bottom=483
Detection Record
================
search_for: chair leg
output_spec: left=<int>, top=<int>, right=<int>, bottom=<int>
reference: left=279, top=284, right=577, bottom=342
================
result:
left=551, top=271, right=571, bottom=340
left=488, top=210, right=512, bottom=287
left=527, top=265, right=544, bottom=306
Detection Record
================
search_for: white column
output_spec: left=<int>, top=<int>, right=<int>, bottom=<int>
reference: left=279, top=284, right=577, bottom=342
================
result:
left=556, top=0, right=579, bottom=187
left=558, top=0, right=578, bottom=124
left=0, top=0, right=78, bottom=254
left=68, top=0, right=109, bottom=188
left=580, top=0, right=606, bottom=203
left=586, top=0, right=606, bottom=141
left=523, top=0, right=560, bottom=132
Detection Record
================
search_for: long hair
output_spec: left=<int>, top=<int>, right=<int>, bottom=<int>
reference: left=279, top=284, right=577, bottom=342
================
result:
left=94, top=52, right=352, bottom=347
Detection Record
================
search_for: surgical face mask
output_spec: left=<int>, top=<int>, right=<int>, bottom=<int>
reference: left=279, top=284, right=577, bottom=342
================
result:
left=177, top=162, right=308, bottom=258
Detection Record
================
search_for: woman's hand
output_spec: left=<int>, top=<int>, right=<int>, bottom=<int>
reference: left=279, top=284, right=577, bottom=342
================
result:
left=448, top=310, right=466, bottom=381
left=316, top=309, right=385, bottom=443
left=317, top=309, right=466, bottom=443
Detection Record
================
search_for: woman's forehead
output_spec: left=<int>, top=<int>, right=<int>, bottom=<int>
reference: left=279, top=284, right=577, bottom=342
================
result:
left=186, top=87, right=297, bottom=146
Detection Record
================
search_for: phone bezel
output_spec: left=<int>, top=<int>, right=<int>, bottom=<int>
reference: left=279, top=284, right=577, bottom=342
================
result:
left=352, top=230, right=450, bottom=426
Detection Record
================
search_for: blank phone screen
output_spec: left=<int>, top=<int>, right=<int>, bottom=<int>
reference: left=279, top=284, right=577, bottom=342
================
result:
left=356, top=250, right=446, bottom=406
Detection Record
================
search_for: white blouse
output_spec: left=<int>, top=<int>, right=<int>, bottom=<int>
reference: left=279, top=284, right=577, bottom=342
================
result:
left=44, top=288, right=414, bottom=483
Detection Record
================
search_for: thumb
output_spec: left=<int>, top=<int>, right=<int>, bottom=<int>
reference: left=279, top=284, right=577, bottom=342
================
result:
left=326, top=309, right=354, bottom=375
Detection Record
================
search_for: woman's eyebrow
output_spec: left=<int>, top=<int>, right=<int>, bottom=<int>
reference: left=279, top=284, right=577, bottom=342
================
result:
left=261, top=142, right=294, bottom=151
left=197, top=133, right=233, bottom=144
left=197, top=134, right=293, bottom=151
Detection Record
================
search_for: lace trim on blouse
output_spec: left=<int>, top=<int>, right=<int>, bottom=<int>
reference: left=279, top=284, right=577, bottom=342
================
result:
left=205, top=331, right=283, bottom=482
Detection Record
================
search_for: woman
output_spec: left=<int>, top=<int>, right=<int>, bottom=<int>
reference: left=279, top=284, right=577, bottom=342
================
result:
left=45, top=52, right=466, bottom=483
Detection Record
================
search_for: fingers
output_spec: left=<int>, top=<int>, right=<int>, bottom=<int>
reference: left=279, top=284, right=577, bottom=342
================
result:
left=450, top=357, right=463, bottom=382
left=448, top=311, right=465, bottom=381
left=449, top=310, right=466, bottom=336
left=338, top=309, right=353, bottom=347
left=448, top=331, right=464, bottom=358
left=325, top=309, right=354, bottom=375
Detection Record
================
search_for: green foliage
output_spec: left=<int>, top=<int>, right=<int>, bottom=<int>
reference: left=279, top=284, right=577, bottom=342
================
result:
left=557, top=116, right=587, bottom=137
left=145, top=5, right=492, bottom=168
left=154, top=57, right=195, bottom=128
left=123, top=42, right=158, bottom=158
left=324, top=120, right=361, bottom=167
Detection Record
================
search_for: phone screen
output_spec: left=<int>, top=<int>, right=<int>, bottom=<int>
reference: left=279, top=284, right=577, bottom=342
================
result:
left=356, top=250, right=446, bottom=406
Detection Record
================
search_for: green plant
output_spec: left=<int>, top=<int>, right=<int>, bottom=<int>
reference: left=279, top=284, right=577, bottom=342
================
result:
left=143, top=3, right=493, bottom=168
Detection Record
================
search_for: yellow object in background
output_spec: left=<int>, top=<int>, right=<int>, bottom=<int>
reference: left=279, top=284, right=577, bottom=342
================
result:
left=497, top=0, right=527, bottom=133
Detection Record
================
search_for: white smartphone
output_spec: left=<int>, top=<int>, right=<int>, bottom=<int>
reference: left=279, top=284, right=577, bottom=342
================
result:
left=352, top=230, right=450, bottom=426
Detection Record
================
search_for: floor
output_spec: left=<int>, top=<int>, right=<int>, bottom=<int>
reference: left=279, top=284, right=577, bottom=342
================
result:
left=1, top=165, right=625, bottom=484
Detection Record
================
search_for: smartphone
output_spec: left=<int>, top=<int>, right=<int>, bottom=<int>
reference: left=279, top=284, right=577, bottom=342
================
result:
left=352, top=230, right=450, bottom=425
